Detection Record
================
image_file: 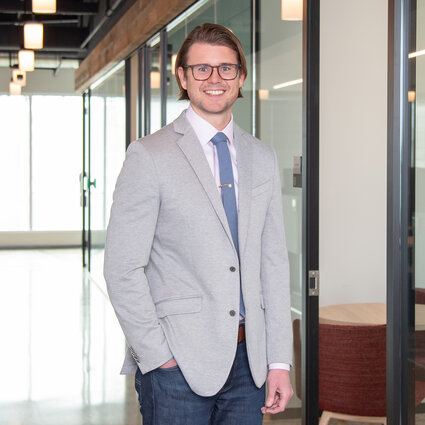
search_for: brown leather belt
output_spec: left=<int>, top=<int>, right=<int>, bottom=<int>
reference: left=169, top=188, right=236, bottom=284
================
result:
left=238, top=325, right=246, bottom=343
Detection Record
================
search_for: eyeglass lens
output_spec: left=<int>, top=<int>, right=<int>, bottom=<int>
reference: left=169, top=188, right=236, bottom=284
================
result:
left=191, top=65, right=239, bottom=80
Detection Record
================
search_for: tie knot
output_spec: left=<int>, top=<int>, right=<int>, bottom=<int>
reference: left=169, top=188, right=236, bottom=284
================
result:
left=211, top=132, right=228, bottom=146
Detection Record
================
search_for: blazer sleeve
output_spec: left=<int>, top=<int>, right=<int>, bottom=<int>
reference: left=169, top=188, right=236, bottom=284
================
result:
left=260, top=149, right=293, bottom=366
left=103, top=141, right=173, bottom=373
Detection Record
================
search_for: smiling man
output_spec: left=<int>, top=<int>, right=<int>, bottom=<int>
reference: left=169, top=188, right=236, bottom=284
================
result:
left=104, top=23, right=293, bottom=425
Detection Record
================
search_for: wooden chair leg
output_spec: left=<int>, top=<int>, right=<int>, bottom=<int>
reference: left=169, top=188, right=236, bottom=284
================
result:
left=318, top=411, right=333, bottom=425
left=320, top=411, right=386, bottom=425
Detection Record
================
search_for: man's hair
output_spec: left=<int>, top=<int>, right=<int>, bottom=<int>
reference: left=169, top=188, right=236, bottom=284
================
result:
left=175, top=23, right=248, bottom=100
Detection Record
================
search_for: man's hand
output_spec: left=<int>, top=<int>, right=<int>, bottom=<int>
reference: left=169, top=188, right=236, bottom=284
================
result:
left=261, top=369, right=293, bottom=415
left=159, top=358, right=178, bottom=369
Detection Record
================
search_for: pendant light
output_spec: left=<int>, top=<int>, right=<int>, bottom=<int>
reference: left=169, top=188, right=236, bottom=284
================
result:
left=32, top=0, right=56, bottom=13
left=18, top=50, right=35, bottom=72
left=9, top=82, right=22, bottom=95
left=13, top=69, right=27, bottom=86
left=24, top=22, right=44, bottom=49
left=281, top=0, right=303, bottom=21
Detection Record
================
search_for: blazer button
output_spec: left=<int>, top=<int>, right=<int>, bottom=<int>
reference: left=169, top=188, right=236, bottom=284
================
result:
left=229, top=266, right=236, bottom=272
left=229, top=310, right=236, bottom=317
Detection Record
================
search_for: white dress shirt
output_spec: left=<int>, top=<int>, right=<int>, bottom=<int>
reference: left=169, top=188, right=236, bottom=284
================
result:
left=185, top=106, right=290, bottom=372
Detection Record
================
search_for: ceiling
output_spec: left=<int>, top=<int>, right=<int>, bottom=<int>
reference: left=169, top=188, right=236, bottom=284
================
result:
left=0, top=0, right=134, bottom=66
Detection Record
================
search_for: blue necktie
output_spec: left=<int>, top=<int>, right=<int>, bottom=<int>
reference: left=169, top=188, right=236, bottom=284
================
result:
left=211, top=132, right=245, bottom=317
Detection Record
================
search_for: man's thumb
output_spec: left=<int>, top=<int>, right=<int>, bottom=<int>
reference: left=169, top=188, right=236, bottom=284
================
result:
left=265, top=392, right=274, bottom=407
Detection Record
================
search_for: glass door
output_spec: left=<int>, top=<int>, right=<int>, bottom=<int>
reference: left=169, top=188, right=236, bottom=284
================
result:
left=82, top=92, right=89, bottom=268
left=409, top=0, right=425, bottom=420
left=86, top=63, right=126, bottom=285
left=256, top=0, right=320, bottom=422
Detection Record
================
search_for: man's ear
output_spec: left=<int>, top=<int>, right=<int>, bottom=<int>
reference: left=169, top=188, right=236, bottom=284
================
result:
left=238, top=72, right=246, bottom=89
left=177, top=67, right=187, bottom=90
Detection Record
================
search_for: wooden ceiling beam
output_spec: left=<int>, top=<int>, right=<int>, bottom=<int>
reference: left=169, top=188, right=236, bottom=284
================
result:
left=74, top=0, right=196, bottom=93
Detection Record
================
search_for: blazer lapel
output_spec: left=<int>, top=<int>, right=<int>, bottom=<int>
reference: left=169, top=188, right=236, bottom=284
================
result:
left=234, top=124, right=252, bottom=257
left=233, top=124, right=252, bottom=257
left=173, top=113, right=235, bottom=250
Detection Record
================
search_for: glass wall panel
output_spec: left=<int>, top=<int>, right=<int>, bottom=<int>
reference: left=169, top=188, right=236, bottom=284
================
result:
left=31, top=96, right=82, bottom=231
left=89, top=64, right=126, bottom=283
left=257, top=0, right=302, bottom=418
left=150, top=40, right=162, bottom=133
left=166, top=25, right=189, bottom=124
left=319, top=1, right=387, bottom=422
left=0, top=95, right=30, bottom=231
left=411, top=0, right=425, bottom=420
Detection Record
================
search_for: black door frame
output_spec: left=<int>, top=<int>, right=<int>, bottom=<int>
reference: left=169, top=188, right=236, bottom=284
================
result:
left=387, top=0, right=415, bottom=423
left=302, top=0, right=320, bottom=423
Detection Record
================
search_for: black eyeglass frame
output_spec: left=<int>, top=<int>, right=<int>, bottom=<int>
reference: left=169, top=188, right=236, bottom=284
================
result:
left=183, top=64, right=241, bottom=81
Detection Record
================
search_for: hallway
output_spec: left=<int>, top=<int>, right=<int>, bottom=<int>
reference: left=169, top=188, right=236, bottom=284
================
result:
left=0, top=249, right=140, bottom=425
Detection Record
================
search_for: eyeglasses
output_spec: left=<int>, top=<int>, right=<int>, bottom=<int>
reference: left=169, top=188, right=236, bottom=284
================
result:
left=183, top=64, right=241, bottom=81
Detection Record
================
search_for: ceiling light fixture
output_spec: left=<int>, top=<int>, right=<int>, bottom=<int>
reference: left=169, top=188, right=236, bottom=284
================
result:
left=408, top=49, right=425, bottom=59
left=9, top=81, right=22, bottom=95
left=273, top=78, right=303, bottom=90
left=151, top=71, right=160, bottom=89
left=281, top=0, right=303, bottom=21
left=24, top=22, right=44, bottom=49
left=32, top=0, right=56, bottom=13
left=13, top=69, right=27, bottom=86
left=18, top=50, right=35, bottom=72
left=258, top=89, right=270, bottom=100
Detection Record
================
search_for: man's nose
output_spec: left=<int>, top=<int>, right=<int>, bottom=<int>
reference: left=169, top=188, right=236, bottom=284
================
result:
left=208, top=67, right=222, bottom=83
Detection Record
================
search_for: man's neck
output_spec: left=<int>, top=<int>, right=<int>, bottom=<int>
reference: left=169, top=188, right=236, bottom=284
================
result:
left=190, top=104, right=232, bottom=131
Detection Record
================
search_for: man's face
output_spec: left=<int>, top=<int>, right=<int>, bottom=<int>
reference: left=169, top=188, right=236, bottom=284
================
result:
left=178, top=43, right=245, bottom=128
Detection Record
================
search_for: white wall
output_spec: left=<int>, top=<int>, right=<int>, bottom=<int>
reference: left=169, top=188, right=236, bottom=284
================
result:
left=319, top=0, right=388, bottom=306
left=0, top=67, right=76, bottom=95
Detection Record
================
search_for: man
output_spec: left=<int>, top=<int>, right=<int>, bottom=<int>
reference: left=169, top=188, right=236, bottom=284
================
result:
left=104, top=23, right=293, bottom=424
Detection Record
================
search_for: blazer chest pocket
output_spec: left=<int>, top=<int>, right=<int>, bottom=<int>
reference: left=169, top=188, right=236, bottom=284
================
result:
left=155, top=296, right=202, bottom=318
left=251, top=179, right=271, bottom=198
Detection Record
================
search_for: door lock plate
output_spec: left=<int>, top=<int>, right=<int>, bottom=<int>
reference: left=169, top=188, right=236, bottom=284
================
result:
left=309, top=270, right=319, bottom=296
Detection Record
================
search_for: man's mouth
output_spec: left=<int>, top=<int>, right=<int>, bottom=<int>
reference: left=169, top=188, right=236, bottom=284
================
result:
left=204, top=90, right=225, bottom=96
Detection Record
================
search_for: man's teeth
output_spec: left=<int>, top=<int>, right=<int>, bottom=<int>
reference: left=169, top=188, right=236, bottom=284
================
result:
left=205, top=90, right=224, bottom=95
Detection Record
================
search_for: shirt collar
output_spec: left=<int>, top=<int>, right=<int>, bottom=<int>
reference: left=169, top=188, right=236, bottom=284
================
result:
left=185, top=105, right=234, bottom=147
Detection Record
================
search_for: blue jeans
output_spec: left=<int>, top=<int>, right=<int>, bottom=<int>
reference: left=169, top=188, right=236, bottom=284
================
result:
left=134, top=340, right=265, bottom=425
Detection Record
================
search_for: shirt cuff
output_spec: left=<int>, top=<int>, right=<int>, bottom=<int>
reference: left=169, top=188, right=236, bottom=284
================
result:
left=268, top=363, right=290, bottom=371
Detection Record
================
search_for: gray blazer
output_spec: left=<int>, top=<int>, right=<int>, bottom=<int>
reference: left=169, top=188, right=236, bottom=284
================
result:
left=104, top=111, right=292, bottom=397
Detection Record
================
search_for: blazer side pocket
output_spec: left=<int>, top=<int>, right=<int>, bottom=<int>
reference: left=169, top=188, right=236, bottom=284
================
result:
left=155, top=296, right=202, bottom=318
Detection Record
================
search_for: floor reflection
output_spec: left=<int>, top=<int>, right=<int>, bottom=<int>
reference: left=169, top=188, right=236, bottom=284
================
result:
left=0, top=249, right=140, bottom=425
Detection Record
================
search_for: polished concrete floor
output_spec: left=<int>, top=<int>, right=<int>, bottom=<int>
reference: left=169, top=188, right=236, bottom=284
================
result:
left=0, top=249, right=304, bottom=425
left=0, top=249, right=140, bottom=425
